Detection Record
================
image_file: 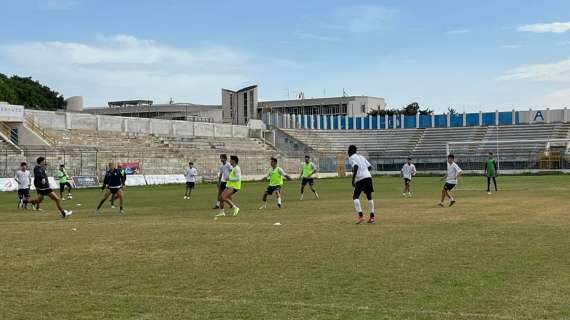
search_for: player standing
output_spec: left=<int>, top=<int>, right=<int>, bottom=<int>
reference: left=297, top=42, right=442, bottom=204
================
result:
left=299, top=155, right=319, bottom=200
left=23, top=157, right=73, bottom=218
left=184, top=162, right=198, bottom=199
left=215, top=155, right=241, bottom=219
left=401, top=157, right=417, bottom=198
left=259, top=157, right=292, bottom=210
left=110, top=165, right=126, bottom=208
left=56, top=164, right=73, bottom=200
left=96, top=162, right=125, bottom=215
left=15, top=162, right=32, bottom=209
left=438, top=154, right=463, bottom=207
left=484, top=152, right=498, bottom=194
left=348, top=145, right=376, bottom=224
left=213, top=154, right=232, bottom=209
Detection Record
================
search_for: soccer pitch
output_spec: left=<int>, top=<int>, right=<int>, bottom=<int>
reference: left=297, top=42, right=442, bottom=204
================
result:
left=1, top=176, right=569, bottom=320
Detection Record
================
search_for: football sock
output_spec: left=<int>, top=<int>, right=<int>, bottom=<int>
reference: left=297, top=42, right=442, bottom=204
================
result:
left=368, top=200, right=375, bottom=216
left=353, top=199, right=362, bottom=215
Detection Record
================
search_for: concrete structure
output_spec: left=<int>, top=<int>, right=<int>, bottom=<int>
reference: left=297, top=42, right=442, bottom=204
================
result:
left=83, top=102, right=222, bottom=123
left=222, top=85, right=258, bottom=125
left=258, top=96, right=386, bottom=125
left=65, top=96, right=84, bottom=112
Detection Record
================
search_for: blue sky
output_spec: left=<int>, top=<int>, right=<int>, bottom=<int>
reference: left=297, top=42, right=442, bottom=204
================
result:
left=1, top=0, right=570, bottom=112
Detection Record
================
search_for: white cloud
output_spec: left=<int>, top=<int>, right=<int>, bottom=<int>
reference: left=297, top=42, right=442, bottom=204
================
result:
left=331, top=5, right=396, bottom=32
left=518, top=22, right=570, bottom=34
left=531, top=88, right=570, bottom=107
left=0, top=35, right=250, bottom=106
left=446, top=29, right=469, bottom=35
left=499, top=58, right=570, bottom=82
left=296, top=32, right=340, bottom=42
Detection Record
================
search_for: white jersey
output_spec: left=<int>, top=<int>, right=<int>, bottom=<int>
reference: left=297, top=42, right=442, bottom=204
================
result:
left=219, top=162, right=232, bottom=182
left=185, top=167, right=198, bottom=182
left=15, top=170, right=31, bottom=189
left=349, top=154, right=372, bottom=182
left=446, top=162, right=462, bottom=184
left=401, top=163, right=416, bottom=180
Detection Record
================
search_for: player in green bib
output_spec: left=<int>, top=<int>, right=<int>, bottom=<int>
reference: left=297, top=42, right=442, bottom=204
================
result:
left=259, top=157, right=292, bottom=210
left=484, top=152, right=498, bottom=194
left=56, top=164, right=73, bottom=200
left=299, top=155, right=319, bottom=200
left=216, top=155, right=242, bottom=219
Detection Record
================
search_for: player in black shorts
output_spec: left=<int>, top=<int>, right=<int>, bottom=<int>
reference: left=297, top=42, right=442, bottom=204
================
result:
left=24, top=157, right=73, bottom=218
left=96, top=162, right=125, bottom=214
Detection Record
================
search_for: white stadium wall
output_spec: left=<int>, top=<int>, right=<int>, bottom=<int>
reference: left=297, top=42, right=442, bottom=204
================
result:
left=25, top=110, right=252, bottom=139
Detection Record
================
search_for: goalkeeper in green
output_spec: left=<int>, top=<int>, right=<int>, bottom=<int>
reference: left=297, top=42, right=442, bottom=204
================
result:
left=484, top=152, right=498, bottom=194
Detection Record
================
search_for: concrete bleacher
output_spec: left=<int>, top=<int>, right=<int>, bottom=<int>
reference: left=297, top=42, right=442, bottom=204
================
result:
left=281, top=123, right=570, bottom=160
left=281, top=128, right=422, bottom=156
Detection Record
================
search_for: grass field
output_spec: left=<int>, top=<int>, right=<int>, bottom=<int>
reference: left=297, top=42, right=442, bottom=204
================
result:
left=1, top=175, right=569, bottom=320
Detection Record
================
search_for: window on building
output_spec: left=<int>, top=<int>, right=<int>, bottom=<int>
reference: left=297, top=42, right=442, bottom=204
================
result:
left=361, top=104, right=366, bottom=113
left=243, top=92, right=248, bottom=120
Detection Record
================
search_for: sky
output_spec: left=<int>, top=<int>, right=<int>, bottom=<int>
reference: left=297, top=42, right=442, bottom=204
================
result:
left=1, top=0, right=570, bottom=112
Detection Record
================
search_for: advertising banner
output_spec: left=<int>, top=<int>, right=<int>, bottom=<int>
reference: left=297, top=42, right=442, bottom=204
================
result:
left=118, top=162, right=140, bottom=175
left=144, top=174, right=186, bottom=185
left=73, top=176, right=99, bottom=188
left=0, top=103, right=24, bottom=122
left=0, top=178, right=18, bottom=192
left=125, top=175, right=147, bottom=187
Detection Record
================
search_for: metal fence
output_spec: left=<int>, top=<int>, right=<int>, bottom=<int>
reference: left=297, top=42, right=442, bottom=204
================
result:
left=2, top=147, right=569, bottom=179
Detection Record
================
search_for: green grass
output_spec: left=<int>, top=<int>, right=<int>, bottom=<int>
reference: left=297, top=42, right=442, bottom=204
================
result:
left=1, top=176, right=569, bottom=320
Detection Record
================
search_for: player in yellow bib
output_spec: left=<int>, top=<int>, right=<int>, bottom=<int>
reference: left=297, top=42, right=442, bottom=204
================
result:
left=216, top=155, right=241, bottom=219
left=259, top=157, right=292, bottom=210
left=299, top=155, right=319, bottom=200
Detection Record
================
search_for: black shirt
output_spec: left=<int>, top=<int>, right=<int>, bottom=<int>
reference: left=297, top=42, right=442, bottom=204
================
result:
left=103, top=169, right=123, bottom=189
left=33, top=165, right=50, bottom=190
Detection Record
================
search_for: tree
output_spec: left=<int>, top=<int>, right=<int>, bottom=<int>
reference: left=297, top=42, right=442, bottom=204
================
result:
left=447, top=107, right=458, bottom=115
left=368, top=102, right=433, bottom=116
left=0, top=73, right=65, bottom=110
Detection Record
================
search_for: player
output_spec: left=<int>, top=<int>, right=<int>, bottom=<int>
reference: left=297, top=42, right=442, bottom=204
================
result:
left=213, top=154, right=232, bottom=209
left=96, top=162, right=125, bottom=215
left=15, top=162, right=32, bottom=209
left=56, top=164, right=73, bottom=200
left=438, top=154, right=463, bottom=207
left=23, top=157, right=73, bottom=218
left=401, top=157, right=417, bottom=198
left=215, top=155, right=241, bottom=219
left=299, top=155, right=319, bottom=200
left=259, top=157, right=292, bottom=210
left=110, top=165, right=126, bottom=208
left=484, top=152, right=498, bottom=194
left=348, top=145, right=376, bottom=224
left=184, top=162, right=198, bottom=199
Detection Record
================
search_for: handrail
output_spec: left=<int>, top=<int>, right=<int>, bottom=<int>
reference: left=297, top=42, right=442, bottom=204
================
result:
left=24, top=115, right=56, bottom=146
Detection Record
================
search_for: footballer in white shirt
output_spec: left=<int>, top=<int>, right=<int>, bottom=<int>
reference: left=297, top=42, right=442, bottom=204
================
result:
left=184, top=162, right=198, bottom=199
left=213, top=154, right=233, bottom=209
left=439, top=154, right=463, bottom=207
left=15, top=162, right=32, bottom=209
left=348, top=145, right=376, bottom=224
left=401, top=157, right=417, bottom=198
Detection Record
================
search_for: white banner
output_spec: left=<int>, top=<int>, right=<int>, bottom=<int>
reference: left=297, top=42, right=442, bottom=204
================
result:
left=144, top=174, right=186, bottom=185
left=0, top=103, right=24, bottom=122
left=125, top=175, right=147, bottom=187
left=0, top=178, right=18, bottom=192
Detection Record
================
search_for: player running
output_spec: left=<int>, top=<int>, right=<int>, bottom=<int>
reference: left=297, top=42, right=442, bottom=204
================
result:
left=438, top=154, right=463, bottom=207
left=299, top=155, right=319, bottom=200
left=401, top=157, right=417, bottom=198
left=96, top=162, right=125, bottom=215
left=213, top=154, right=232, bottom=209
left=215, top=155, right=241, bottom=219
left=348, top=145, right=376, bottom=224
left=184, top=161, right=198, bottom=199
left=15, top=162, right=32, bottom=209
left=56, top=164, right=73, bottom=200
left=259, top=157, right=292, bottom=210
left=110, top=165, right=126, bottom=208
left=484, top=152, right=498, bottom=194
left=23, top=157, right=73, bottom=218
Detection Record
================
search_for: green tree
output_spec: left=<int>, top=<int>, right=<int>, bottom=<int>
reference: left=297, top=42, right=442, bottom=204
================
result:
left=0, top=73, right=65, bottom=110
